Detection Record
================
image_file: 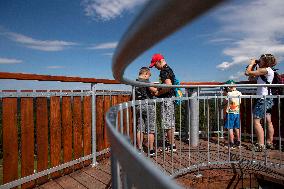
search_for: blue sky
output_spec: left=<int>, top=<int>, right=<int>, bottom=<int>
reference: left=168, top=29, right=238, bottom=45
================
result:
left=0, top=0, right=284, bottom=90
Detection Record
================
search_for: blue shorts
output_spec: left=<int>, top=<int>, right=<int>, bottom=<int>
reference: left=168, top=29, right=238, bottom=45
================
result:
left=225, top=113, right=240, bottom=129
left=253, top=98, right=274, bottom=119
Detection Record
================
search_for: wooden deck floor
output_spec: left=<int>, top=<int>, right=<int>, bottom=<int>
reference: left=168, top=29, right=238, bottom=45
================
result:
left=37, top=158, right=111, bottom=189
left=37, top=138, right=284, bottom=189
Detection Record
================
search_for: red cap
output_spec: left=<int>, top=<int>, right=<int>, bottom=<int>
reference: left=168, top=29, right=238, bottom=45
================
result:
left=149, top=53, right=164, bottom=68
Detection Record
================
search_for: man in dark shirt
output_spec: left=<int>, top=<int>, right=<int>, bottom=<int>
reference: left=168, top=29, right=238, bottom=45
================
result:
left=149, top=53, right=176, bottom=152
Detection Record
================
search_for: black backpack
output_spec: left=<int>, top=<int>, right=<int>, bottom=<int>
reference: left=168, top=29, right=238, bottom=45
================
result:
left=260, top=70, right=284, bottom=95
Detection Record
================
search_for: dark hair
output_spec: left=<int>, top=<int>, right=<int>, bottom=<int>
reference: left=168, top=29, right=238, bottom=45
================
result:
left=139, top=67, right=150, bottom=75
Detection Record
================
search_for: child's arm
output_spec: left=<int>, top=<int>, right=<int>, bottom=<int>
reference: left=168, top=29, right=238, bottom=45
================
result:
left=149, top=87, right=158, bottom=96
left=221, top=91, right=228, bottom=108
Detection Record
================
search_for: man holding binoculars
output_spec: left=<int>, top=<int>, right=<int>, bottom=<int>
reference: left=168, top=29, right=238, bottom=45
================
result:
left=245, top=54, right=277, bottom=152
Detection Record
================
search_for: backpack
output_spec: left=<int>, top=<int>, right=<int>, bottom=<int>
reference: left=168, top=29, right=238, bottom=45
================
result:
left=260, top=69, right=284, bottom=95
left=173, top=77, right=183, bottom=105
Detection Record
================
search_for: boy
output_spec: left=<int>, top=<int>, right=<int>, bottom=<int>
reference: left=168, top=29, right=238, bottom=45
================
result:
left=135, top=67, right=158, bottom=156
left=224, top=80, right=242, bottom=149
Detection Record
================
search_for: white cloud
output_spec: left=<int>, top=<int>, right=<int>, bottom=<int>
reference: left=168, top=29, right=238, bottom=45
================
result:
left=215, top=0, right=284, bottom=70
left=88, top=42, right=118, bottom=49
left=229, top=71, right=246, bottom=81
left=0, top=57, right=22, bottom=64
left=103, top=52, right=114, bottom=56
left=81, top=0, right=148, bottom=20
left=5, top=32, right=77, bottom=52
left=46, top=66, right=64, bottom=69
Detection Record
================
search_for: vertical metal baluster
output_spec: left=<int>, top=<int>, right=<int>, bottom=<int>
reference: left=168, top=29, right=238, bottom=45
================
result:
left=91, top=83, right=98, bottom=166
left=154, top=99, right=158, bottom=160
left=120, top=104, right=124, bottom=134
left=171, top=98, right=174, bottom=175
left=179, top=97, right=182, bottom=169
left=227, top=96, right=231, bottom=162
left=139, top=100, right=143, bottom=152
left=146, top=99, right=150, bottom=156
left=187, top=90, right=191, bottom=168
left=278, top=95, right=282, bottom=168
left=126, top=102, right=130, bottom=137
left=132, top=86, right=137, bottom=148
left=220, top=95, right=224, bottom=139
left=217, top=94, right=220, bottom=161
left=162, top=99, right=166, bottom=170
left=251, top=96, right=254, bottom=159
left=207, top=96, right=210, bottom=164
left=239, top=95, right=242, bottom=160
left=264, top=96, right=267, bottom=165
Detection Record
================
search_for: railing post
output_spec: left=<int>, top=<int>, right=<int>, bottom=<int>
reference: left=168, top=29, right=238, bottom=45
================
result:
left=91, top=83, right=98, bottom=166
left=132, top=86, right=137, bottom=148
left=189, top=88, right=199, bottom=147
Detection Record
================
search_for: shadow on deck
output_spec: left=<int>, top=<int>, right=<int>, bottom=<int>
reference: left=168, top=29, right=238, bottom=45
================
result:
left=37, top=139, right=284, bottom=189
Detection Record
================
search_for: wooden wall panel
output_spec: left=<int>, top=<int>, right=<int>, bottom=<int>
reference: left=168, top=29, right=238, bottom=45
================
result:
left=36, top=97, right=49, bottom=184
left=50, top=96, right=61, bottom=178
left=21, top=97, right=35, bottom=189
left=2, top=98, right=18, bottom=184
left=83, top=96, right=92, bottom=166
left=62, top=95, right=73, bottom=174
left=73, top=96, right=83, bottom=170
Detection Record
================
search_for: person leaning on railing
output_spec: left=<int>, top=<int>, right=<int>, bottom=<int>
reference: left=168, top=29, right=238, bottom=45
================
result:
left=245, top=54, right=277, bottom=152
left=149, top=53, right=177, bottom=152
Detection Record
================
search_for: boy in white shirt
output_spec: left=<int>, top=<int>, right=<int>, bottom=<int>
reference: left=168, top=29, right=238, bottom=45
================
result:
left=224, top=80, right=242, bottom=149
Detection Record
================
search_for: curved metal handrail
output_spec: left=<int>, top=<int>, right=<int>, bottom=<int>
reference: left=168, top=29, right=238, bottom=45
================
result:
left=112, top=0, right=225, bottom=87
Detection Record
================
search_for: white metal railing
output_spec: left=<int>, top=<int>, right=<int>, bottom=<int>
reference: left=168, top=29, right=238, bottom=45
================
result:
left=106, top=87, right=284, bottom=188
left=108, top=0, right=284, bottom=188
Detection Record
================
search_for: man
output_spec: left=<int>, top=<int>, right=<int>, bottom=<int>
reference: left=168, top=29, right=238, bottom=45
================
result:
left=149, top=53, right=176, bottom=152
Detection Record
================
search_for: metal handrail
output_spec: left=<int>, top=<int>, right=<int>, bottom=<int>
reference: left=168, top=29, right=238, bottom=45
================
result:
left=112, top=0, right=225, bottom=87
left=107, top=0, right=284, bottom=188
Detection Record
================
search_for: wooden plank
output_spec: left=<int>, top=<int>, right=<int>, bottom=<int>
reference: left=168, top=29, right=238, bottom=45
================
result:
left=96, top=96, right=104, bottom=152
left=62, top=95, right=73, bottom=174
left=36, top=97, right=49, bottom=185
left=56, top=175, right=86, bottom=189
left=83, top=96, right=92, bottom=166
left=50, top=96, right=62, bottom=178
left=0, top=71, right=119, bottom=84
left=37, top=180, right=63, bottom=189
left=73, top=96, right=83, bottom=170
left=95, top=158, right=111, bottom=175
left=21, top=97, right=35, bottom=189
left=103, top=96, right=111, bottom=148
left=70, top=170, right=106, bottom=189
left=2, top=98, right=18, bottom=184
left=83, top=167, right=111, bottom=185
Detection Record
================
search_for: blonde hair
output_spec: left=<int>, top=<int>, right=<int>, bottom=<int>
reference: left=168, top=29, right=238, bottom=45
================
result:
left=139, top=67, right=150, bottom=76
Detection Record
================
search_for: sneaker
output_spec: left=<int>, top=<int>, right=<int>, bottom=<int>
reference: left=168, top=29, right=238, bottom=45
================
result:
left=253, top=143, right=265, bottom=152
left=165, top=144, right=177, bottom=152
left=266, top=143, right=275, bottom=150
left=234, top=140, right=241, bottom=148
left=225, top=142, right=235, bottom=149
left=137, top=148, right=144, bottom=154
left=149, top=149, right=155, bottom=157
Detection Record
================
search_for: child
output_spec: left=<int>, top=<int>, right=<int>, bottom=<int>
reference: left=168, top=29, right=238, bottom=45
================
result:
left=224, top=80, right=242, bottom=149
left=135, top=67, right=158, bottom=156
